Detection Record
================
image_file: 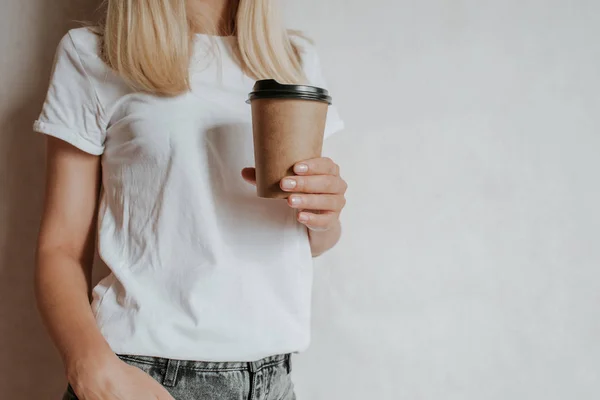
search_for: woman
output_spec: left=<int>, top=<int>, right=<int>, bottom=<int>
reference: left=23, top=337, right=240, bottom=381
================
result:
left=34, top=0, right=346, bottom=399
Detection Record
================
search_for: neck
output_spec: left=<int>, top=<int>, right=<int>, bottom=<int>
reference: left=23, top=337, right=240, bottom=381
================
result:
left=187, top=0, right=237, bottom=36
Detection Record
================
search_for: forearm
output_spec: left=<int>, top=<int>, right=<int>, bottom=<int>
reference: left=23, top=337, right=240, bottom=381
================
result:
left=35, top=250, right=114, bottom=372
left=308, top=220, right=342, bottom=257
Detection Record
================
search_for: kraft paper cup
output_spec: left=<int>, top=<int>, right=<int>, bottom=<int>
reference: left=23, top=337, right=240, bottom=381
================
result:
left=247, top=79, right=333, bottom=199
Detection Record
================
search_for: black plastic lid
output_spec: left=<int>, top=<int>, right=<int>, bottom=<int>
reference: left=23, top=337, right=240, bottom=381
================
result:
left=247, top=79, right=332, bottom=105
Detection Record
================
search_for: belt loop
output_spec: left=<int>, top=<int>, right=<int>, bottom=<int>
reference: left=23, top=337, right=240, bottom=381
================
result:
left=163, top=359, right=180, bottom=387
left=286, top=354, right=292, bottom=374
left=247, top=361, right=259, bottom=400
left=248, top=360, right=258, bottom=373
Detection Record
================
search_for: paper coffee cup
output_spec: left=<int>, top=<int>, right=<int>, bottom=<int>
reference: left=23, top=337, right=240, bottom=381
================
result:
left=247, top=79, right=333, bottom=199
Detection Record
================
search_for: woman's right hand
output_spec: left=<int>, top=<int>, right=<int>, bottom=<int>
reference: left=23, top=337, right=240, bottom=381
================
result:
left=66, top=351, right=175, bottom=400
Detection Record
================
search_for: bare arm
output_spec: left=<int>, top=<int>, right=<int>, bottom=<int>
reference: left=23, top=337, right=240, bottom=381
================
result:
left=35, top=137, right=174, bottom=400
left=35, top=137, right=114, bottom=373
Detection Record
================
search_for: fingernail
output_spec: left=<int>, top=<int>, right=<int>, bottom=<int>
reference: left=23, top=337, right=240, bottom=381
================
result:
left=294, top=164, right=309, bottom=173
left=289, top=196, right=302, bottom=206
left=298, top=213, right=310, bottom=223
left=281, top=179, right=297, bottom=190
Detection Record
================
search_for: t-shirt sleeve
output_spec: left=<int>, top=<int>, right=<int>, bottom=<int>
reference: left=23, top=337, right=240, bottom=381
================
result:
left=301, top=42, right=345, bottom=139
left=33, top=32, right=106, bottom=155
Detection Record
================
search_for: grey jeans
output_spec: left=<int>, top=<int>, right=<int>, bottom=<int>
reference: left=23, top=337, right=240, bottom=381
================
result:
left=63, top=353, right=296, bottom=400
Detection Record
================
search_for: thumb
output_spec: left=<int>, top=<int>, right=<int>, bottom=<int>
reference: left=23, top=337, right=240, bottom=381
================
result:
left=241, top=167, right=257, bottom=185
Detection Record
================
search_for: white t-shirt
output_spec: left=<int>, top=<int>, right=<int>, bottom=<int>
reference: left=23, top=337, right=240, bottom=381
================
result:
left=34, top=28, right=344, bottom=362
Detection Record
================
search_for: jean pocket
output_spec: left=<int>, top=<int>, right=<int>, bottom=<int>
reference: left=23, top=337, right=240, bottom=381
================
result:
left=268, top=364, right=296, bottom=400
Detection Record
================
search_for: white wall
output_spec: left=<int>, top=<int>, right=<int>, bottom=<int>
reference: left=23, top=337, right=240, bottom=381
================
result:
left=1, top=1, right=598, bottom=399
left=284, top=1, right=600, bottom=399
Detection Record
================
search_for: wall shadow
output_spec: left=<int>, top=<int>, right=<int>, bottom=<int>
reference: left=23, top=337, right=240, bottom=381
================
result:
left=0, top=1, right=99, bottom=398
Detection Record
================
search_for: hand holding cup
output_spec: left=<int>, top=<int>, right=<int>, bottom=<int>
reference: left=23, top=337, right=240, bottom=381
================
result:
left=242, top=157, right=347, bottom=231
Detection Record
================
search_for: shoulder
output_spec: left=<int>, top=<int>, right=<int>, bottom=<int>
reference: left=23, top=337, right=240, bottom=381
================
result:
left=56, top=27, right=102, bottom=56
left=51, top=27, right=115, bottom=95
left=49, top=28, right=126, bottom=118
left=54, top=27, right=105, bottom=73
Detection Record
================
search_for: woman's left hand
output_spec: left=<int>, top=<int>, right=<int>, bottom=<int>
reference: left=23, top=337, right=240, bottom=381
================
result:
left=280, top=157, right=347, bottom=231
left=242, top=157, right=347, bottom=231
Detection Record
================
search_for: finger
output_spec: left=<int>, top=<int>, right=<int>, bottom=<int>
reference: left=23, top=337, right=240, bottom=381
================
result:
left=288, top=194, right=346, bottom=212
left=293, top=157, right=339, bottom=176
left=241, top=167, right=257, bottom=185
left=297, top=210, right=337, bottom=231
left=281, top=175, right=347, bottom=194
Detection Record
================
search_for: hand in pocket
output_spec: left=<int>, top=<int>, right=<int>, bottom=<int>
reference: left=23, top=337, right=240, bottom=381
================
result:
left=66, top=354, right=175, bottom=400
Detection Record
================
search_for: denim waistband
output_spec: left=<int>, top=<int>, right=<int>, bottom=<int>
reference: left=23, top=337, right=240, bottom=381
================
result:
left=116, top=353, right=291, bottom=374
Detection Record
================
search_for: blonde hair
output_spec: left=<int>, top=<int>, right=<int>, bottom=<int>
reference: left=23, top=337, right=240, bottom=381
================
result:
left=101, top=0, right=305, bottom=96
